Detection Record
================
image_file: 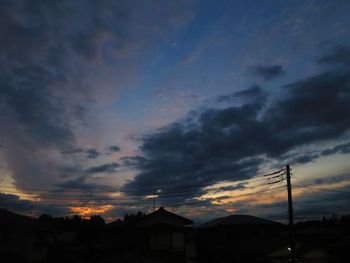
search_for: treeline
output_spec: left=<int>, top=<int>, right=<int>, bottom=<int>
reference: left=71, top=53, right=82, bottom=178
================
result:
left=37, top=211, right=146, bottom=229
left=295, top=214, right=350, bottom=230
left=38, top=214, right=105, bottom=230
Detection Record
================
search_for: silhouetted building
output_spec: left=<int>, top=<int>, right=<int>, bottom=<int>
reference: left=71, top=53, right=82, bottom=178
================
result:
left=197, top=214, right=284, bottom=262
left=138, top=207, right=193, bottom=251
left=135, top=207, right=195, bottom=262
left=0, top=209, right=54, bottom=262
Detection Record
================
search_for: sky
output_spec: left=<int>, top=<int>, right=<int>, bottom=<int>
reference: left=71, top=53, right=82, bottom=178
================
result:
left=1, top=0, right=350, bottom=223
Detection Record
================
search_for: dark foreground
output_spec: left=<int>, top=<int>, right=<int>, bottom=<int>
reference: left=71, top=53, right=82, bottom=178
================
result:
left=1, top=208, right=350, bottom=263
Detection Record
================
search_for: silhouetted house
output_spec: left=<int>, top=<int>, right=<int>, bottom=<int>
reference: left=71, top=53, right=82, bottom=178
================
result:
left=138, top=207, right=193, bottom=252
left=120, top=207, right=197, bottom=263
left=100, top=219, right=127, bottom=251
left=0, top=209, right=53, bottom=262
left=197, top=214, right=284, bottom=262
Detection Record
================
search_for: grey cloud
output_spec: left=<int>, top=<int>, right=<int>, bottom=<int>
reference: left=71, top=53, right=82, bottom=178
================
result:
left=292, top=154, right=319, bottom=164
left=56, top=175, right=117, bottom=193
left=217, top=85, right=267, bottom=104
left=85, top=148, right=101, bottom=159
left=293, top=185, right=350, bottom=218
left=312, top=174, right=350, bottom=186
left=249, top=65, right=284, bottom=81
left=0, top=0, right=135, bottom=195
left=0, top=193, right=70, bottom=216
left=217, top=183, right=246, bottom=192
left=264, top=72, right=350, bottom=157
left=123, top=46, right=350, bottom=206
left=318, top=45, right=350, bottom=66
left=60, top=148, right=85, bottom=155
left=106, top=145, right=121, bottom=154
left=120, top=156, right=147, bottom=167
left=0, top=0, right=198, bottom=198
left=85, top=162, right=119, bottom=175
left=321, top=141, right=350, bottom=156
left=232, top=183, right=350, bottom=222
left=280, top=152, right=320, bottom=165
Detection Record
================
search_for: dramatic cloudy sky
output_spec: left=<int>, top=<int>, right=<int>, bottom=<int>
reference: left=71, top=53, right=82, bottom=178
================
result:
left=1, top=0, right=350, bottom=222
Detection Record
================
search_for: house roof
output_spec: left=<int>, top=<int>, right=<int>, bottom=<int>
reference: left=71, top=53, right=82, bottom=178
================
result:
left=0, top=209, right=54, bottom=232
left=138, top=207, right=193, bottom=227
left=105, top=219, right=126, bottom=229
left=200, top=214, right=281, bottom=228
left=0, top=209, right=33, bottom=226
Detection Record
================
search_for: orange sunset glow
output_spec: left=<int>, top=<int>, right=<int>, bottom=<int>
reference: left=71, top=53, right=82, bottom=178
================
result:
left=69, top=205, right=114, bottom=217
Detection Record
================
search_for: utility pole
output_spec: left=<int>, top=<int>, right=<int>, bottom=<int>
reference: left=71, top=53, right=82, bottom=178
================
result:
left=286, top=164, right=296, bottom=261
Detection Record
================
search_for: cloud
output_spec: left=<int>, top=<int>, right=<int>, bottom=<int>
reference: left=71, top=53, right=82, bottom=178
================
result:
left=60, top=148, right=85, bottom=155
left=85, top=148, right=101, bottom=159
left=123, top=46, right=350, bottom=206
left=0, top=0, right=117, bottom=192
left=85, top=162, right=119, bottom=175
left=120, top=156, right=147, bottom=167
left=318, top=45, right=350, bottom=67
left=226, top=180, right=350, bottom=222
left=106, top=145, right=121, bottom=154
left=217, top=85, right=267, bottom=104
left=290, top=153, right=319, bottom=165
left=0, top=193, right=70, bottom=216
left=312, top=174, right=350, bottom=186
left=0, top=0, right=198, bottom=197
left=321, top=141, right=350, bottom=156
left=216, top=183, right=246, bottom=192
left=56, top=175, right=116, bottom=193
left=249, top=65, right=285, bottom=80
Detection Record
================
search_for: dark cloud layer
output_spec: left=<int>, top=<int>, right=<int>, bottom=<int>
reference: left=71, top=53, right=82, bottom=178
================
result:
left=318, top=46, right=350, bottom=67
left=249, top=65, right=284, bottom=81
left=322, top=141, right=350, bottom=156
left=0, top=193, right=69, bottom=216
left=85, top=148, right=101, bottom=159
left=106, top=145, right=121, bottom=155
left=123, top=46, right=350, bottom=206
left=216, top=85, right=267, bottom=103
left=0, top=0, right=196, bottom=197
left=0, top=0, right=125, bottom=191
left=85, top=162, right=119, bottom=175
left=56, top=174, right=117, bottom=192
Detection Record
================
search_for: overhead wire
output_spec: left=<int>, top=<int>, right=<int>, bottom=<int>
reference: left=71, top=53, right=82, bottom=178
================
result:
left=0, top=179, right=285, bottom=202
left=291, top=174, right=350, bottom=216
left=0, top=169, right=285, bottom=194
left=1, top=168, right=288, bottom=215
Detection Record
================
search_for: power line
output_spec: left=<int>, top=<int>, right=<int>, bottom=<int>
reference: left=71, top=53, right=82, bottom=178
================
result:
left=0, top=181, right=275, bottom=200
left=0, top=169, right=284, bottom=194
left=160, top=185, right=286, bottom=207
left=261, top=169, right=285, bottom=177
left=0, top=178, right=284, bottom=201
left=0, top=186, right=284, bottom=203
left=293, top=183, right=350, bottom=194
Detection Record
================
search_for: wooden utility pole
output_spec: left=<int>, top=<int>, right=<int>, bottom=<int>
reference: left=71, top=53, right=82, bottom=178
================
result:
left=286, top=164, right=296, bottom=261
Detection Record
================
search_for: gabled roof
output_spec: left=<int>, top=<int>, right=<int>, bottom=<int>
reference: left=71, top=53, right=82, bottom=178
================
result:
left=105, top=219, right=125, bottom=229
left=200, top=214, right=280, bottom=228
left=138, top=207, right=193, bottom=227
left=0, top=209, right=54, bottom=232
left=0, top=209, right=33, bottom=226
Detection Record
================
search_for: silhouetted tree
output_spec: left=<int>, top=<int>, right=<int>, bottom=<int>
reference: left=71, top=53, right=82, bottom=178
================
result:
left=38, top=214, right=53, bottom=224
left=124, top=211, right=145, bottom=227
left=89, top=215, right=105, bottom=226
